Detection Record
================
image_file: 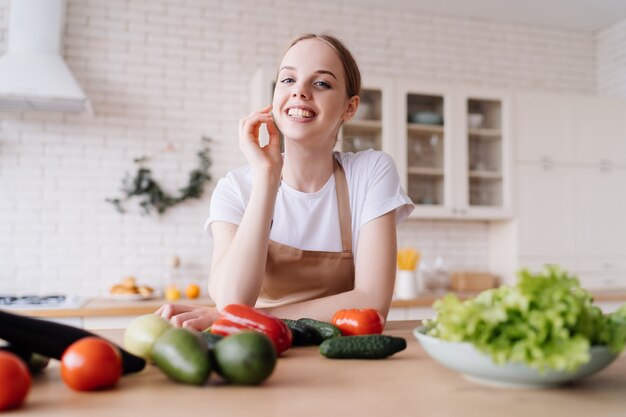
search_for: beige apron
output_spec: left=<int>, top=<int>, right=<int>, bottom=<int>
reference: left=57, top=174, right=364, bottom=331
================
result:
left=256, top=158, right=355, bottom=308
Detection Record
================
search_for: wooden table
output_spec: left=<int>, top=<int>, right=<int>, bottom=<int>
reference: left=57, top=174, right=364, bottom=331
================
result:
left=15, top=321, right=626, bottom=417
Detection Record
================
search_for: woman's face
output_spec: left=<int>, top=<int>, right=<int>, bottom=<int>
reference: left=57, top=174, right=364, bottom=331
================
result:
left=272, top=39, right=358, bottom=148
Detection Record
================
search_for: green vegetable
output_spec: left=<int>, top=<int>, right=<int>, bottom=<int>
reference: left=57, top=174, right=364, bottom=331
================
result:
left=152, top=328, right=212, bottom=385
left=296, top=318, right=341, bottom=341
left=282, top=319, right=323, bottom=346
left=424, top=265, right=626, bottom=372
left=319, top=335, right=406, bottom=359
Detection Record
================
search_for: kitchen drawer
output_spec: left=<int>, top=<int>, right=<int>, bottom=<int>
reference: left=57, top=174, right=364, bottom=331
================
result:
left=577, top=259, right=626, bottom=272
left=406, top=307, right=436, bottom=321
left=577, top=272, right=626, bottom=290
left=518, top=257, right=578, bottom=274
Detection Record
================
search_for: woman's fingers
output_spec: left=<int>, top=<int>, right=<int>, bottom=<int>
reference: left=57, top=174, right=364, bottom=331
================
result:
left=170, top=310, right=203, bottom=328
left=155, top=303, right=195, bottom=320
left=240, top=113, right=274, bottom=145
left=181, top=316, right=212, bottom=332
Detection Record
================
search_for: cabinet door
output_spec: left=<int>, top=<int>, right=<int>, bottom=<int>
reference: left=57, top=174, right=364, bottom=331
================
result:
left=517, top=163, right=576, bottom=257
left=458, top=88, right=513, bottom=219
left=515, top=91, right=575, bottom=163
left=574, top=96, right=626, bottom=166
left=397, top=81, right=454, bottom=218
left=575, top=167, right=626, bottom=258
left=339, top=75, right=393, bottom=154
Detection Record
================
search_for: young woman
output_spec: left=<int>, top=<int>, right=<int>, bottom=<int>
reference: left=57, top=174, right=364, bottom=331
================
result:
left=157, top=33, right=414, bottom=330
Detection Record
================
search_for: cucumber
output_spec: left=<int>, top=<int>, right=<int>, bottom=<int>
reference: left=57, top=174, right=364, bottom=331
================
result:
left=282, top=319, right=323, bottom=346
left=297, top=318, right=341, bottom=341
left=200, top=332, right=223, bottom=350
left=319, top=335, right=407, bottom=359
left=0, top=310, right=145, bottom=375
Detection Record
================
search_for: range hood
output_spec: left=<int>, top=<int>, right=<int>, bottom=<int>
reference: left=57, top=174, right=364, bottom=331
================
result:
left=0, top=0, right=92, bottom=113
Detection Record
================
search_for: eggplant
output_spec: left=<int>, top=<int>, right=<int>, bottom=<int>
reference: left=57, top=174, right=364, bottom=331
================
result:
left=0, top=310, right=145, bottom=375
left=0, top=344, right=49, bottom=374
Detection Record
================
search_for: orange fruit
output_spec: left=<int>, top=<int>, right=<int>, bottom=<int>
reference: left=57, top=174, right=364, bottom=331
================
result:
left=164, top=286, right=181, bottom=301
left=185, top=284, right=200, bottom=299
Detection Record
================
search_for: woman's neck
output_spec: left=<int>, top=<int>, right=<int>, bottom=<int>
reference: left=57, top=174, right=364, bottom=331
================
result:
left=281, top=142, right=335, bottom=193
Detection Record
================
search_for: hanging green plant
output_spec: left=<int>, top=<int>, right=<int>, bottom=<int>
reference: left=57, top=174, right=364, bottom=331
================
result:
left=106, top=137, right=212, bottom=216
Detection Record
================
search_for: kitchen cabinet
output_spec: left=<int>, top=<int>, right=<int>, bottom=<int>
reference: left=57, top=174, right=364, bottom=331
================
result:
left=491, top=91, right=626, bottom=290
left=515, top=91, right=576, bottom=163
left=517, top=163, right=577, bottom=257
left=573, top=95, right=626, bottom=166
left=337, top=75, right=394, bottom=154
left=395, top=81, right=513, bottom=220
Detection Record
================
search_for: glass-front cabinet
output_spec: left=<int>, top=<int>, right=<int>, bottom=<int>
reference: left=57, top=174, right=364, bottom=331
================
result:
left=396, top=82, right=512, bottom=219
left=338, top=76, right=393, bottom=154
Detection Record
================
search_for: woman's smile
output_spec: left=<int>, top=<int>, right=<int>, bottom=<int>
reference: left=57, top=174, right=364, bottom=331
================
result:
left=285, top=105, right=317, bottom=122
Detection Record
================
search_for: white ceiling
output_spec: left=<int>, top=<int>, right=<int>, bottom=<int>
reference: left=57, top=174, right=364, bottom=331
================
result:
left=348, top=0, right=626, bottom=31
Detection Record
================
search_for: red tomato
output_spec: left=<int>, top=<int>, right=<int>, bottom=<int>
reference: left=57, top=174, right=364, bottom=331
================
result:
left=331, top=308, right=385, bottom=336
left=0, top=351, right=31, bottom=411
left=61, top=337, right=122, bottom=391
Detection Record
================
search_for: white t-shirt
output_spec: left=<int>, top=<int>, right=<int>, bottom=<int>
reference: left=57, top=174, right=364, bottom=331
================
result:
left=205, top=150, right=414, bottom=255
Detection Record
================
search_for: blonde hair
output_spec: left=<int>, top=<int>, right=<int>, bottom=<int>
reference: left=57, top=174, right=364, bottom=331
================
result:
left=280, top=33, right=361, bottom=99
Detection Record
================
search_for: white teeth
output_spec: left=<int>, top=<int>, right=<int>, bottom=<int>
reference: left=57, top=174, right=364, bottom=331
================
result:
left=287, top=108, right=314, bottom=118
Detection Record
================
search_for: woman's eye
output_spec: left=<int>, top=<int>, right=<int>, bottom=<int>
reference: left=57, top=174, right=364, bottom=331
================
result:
left=280, top=77, right=295, bottom=84
left=315, top=81, right=331, bottom=88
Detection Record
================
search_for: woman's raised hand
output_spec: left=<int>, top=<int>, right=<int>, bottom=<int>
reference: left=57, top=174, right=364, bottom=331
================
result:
left=238, top=105, right=283, bottom=186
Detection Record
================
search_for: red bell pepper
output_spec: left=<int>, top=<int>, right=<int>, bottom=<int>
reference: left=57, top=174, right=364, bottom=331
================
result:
left=331, top=308, right=385, bottom=336
left=210, top=317, right=249, bottom=336
left=211, top=304, right=292, bottom=355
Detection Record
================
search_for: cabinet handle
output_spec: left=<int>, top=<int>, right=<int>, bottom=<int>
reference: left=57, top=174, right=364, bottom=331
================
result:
left=540, top=156, right=553, bottom=170
left=600, top=159, right=611, bottom=173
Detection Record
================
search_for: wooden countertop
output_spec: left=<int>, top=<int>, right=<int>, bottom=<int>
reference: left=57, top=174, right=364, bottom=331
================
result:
left=17, top=321, right=626, bottom=417
left=12, top=290, right=626, bottom=319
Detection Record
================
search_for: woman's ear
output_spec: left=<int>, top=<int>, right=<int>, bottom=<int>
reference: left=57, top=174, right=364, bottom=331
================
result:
left=342, top=95, right=360, bottom=122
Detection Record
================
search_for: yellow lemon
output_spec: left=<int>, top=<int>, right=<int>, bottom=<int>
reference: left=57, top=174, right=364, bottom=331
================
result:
left=165, top=286, right=181, bottom=301
left=185, top=284, right=200, bottom=299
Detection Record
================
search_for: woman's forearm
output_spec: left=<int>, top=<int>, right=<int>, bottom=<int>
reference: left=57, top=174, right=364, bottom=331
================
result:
left=259, top=287, right=393, bottom=323
left=209, top=176, right=279, bottom=308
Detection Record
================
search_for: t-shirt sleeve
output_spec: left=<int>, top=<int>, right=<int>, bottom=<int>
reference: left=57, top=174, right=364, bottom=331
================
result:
left=203, top=173, right=246, bottom=234
left=360, top=152, right=414, bottom=227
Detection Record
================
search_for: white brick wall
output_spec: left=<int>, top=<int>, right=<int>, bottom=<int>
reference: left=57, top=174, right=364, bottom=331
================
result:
left=597, top=18, right=626, bottom=98
left=0, top=0, right=602, bottom=296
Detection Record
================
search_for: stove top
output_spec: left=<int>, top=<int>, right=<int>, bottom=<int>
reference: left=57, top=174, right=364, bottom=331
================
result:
left=0, top=295, right=86, bottom=309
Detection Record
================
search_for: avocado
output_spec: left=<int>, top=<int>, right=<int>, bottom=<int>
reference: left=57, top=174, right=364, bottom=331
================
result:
left=152, top=328, right=212, bottom=385
left=212, top=331, right=277, bottom=385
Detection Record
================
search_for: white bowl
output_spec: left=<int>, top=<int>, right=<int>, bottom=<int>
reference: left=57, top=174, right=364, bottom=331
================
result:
left=468, top=113, right=484, bottom=128
left=413, top=326, right=619, bottom=388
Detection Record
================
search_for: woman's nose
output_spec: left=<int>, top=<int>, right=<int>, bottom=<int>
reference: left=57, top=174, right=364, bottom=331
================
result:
left=291, top=83, right=309, bottom=99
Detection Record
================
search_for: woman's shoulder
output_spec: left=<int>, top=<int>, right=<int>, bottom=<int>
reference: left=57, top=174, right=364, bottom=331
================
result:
left=217, top=163, right=254, bottom=192
left=335, top=149, right=396, bottom=172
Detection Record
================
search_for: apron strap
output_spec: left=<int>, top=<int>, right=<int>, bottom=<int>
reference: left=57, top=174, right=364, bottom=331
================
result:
left=333, top=157, right=352, bottom=253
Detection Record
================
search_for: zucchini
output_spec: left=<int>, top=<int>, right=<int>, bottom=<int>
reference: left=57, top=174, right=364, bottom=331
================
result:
left=319, top=335, right=407, bottom=359
left=200, top=331, right=223, bottom=350
left=0, top=310, right=145, bottom=375
left=297, top=318, right=341, bottom=341
left=282, top=319, right=323, bottom=346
